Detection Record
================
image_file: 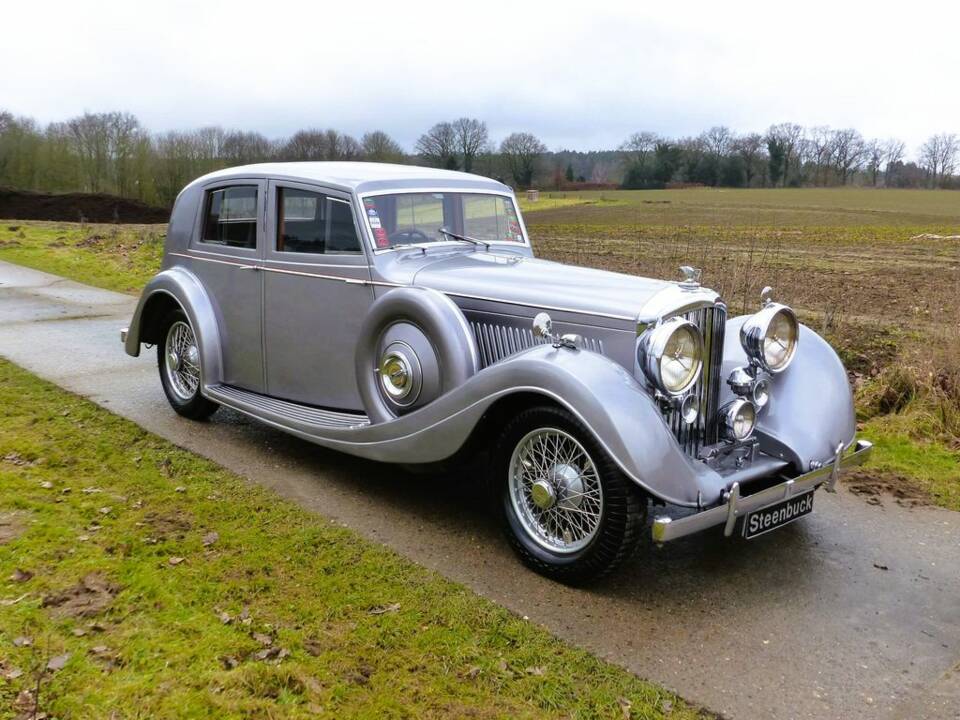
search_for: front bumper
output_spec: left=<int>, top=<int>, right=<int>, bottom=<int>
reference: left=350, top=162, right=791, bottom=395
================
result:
left=652, top=439, right=873, bottom=543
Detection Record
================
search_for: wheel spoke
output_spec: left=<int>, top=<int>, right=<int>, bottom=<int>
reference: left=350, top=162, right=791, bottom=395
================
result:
left=508, top=428, right=604, bottom=554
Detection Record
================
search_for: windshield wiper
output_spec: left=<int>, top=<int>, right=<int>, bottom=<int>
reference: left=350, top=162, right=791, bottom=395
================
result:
left=438, top=227, right=490, bottom=250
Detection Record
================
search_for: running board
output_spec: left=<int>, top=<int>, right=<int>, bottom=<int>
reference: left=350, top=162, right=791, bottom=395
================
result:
left=205, top=384, right=370, bottom=429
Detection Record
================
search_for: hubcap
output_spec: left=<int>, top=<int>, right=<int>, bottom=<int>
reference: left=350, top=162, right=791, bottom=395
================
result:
left=530, top=480, right=557, bottom=509
left=164, top=321, right=201, bottom=401
left=508, top=428, right=603, bottom=554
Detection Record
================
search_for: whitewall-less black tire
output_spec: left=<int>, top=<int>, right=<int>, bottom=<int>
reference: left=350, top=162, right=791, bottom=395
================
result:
left=157, top=308, right=219, bottom=420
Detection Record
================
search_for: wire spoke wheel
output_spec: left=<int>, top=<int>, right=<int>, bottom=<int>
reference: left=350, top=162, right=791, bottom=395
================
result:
left=164, top=320, right=201, bottom=401
left=508, top=427, right=604, bottom=554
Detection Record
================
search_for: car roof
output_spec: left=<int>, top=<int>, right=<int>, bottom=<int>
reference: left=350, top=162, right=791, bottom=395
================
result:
left=189, top=161, right=513, bottom=195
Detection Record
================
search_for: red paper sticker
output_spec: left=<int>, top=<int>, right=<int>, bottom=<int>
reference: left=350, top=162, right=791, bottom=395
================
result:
left=374, top=227, right=389, bottom=248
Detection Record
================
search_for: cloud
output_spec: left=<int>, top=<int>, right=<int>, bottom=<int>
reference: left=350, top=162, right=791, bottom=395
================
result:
left=1, top=0, right=956, bottom=154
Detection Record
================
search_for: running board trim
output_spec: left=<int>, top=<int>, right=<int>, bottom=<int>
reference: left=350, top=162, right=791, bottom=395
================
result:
left=205, top=384, right=370, bottom=429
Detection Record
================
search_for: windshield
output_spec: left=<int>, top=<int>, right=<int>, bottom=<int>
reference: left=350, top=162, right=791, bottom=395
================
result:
left=361, top=192, right=525, bottom=250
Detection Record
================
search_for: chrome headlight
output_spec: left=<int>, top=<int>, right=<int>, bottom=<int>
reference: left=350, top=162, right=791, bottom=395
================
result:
left=740, top=304, right=799, bottom=374
left=721, top=399, right=757, bottom=441
left=638, top=318, right=704, bottom=396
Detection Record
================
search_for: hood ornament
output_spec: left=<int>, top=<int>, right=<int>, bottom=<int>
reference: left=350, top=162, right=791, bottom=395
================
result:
left=760, top=286, right=774, bottom=307
left=678, top=265, right=702, bottom=289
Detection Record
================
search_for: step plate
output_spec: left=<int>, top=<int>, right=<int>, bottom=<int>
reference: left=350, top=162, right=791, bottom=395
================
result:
left=207, top=385, right=370, bottom=429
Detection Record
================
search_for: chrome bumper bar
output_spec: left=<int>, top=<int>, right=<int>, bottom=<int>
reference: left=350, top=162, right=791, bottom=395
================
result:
left=652, top=439, right=873, bottom=543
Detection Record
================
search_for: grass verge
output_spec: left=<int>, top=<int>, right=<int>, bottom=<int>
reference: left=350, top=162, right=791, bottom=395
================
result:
left=0, top=220, right=163, bottom=294
left=0, top=359, right=702, bottom=719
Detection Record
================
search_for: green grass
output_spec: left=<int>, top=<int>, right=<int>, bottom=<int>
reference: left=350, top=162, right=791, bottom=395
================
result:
left=859, top=416, right=960, bottom=511
left=0, top=220, right=164, bottom=293
left=0, top=359, right=703, bottom=719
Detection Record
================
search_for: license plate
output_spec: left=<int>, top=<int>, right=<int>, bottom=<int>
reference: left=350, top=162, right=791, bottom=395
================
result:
left=742, top=491, right=814, bottom=539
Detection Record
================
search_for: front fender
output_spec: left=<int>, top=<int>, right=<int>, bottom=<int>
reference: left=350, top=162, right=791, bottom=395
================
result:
left=257, top=344, right=720, bottom=507
left=124, top=268, right=223, bottom=386
left=720, top=316, right=856, bottom=470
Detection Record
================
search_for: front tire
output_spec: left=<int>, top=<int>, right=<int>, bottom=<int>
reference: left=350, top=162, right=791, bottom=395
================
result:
left=494, top=405, right=646, bottom=584
left=157, top=309, right=219, bottom=420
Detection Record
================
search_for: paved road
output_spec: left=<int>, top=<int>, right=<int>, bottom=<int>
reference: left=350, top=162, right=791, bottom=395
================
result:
left=1, top=259, right=958, bottom=720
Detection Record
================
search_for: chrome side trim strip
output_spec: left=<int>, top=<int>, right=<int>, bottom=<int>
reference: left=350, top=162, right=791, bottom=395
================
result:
left=168, top=252, right=402, bottom=288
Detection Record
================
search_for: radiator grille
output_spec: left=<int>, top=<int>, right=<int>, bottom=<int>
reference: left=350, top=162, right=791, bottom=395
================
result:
left=662, top=304, right=727, bottom=457
left=470, top=321, right=604, bottom=368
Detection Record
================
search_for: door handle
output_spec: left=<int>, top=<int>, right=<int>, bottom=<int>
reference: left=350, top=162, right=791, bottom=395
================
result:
left=238, top=265, right=261, bottom=272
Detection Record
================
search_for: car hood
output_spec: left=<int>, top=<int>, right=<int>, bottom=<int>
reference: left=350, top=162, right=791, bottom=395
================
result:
left=405, top=250, right=703, bottom=322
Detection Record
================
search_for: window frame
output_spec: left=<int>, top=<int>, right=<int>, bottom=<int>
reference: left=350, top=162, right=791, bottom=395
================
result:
left=190, top=179, right=265, bottom=260
left=264, top=180, right=370, bottom=267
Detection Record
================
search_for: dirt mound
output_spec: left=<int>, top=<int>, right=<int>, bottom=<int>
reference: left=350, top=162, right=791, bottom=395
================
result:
left=42, top=573, right=119, bottom=618
left=0, top=186, right=169, bottom=224
left=842, top=469, right=931, bottom=507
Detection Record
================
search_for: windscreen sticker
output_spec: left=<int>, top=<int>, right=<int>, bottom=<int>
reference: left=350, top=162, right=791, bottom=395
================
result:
left=364, top=199, right=389, bottom=248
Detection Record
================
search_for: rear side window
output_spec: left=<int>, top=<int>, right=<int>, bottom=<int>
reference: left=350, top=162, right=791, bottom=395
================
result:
left=202, top=186, right=258, bottom=249
left=277, top=188, right=361, bottom=254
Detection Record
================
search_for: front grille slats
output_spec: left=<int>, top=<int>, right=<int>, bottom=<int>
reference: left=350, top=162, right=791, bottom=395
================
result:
left=661, top=304, right=727, bottom=458
left=470, top=321, right=604, bottom=368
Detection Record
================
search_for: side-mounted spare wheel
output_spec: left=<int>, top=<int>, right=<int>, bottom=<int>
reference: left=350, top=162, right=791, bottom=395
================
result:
left=494, top=404, right=646, bottom=584
left=157, top=308, right=219, bottom=420
left=355, top=288, right=479, bottom=424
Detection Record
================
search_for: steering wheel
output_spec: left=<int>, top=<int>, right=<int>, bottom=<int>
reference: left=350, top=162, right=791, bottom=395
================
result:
left=388, top=229, right=430, bottom=245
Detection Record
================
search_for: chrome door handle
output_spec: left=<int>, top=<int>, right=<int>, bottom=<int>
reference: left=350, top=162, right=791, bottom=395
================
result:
left=238, top=265, right=261, bottom=272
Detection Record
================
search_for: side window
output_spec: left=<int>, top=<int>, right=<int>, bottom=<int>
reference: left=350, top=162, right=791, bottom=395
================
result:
left=327, top=198, right=361, bottom=252
left=277, top=188, right=360, bottom=254
left=201, top=186, right=258, bottom=249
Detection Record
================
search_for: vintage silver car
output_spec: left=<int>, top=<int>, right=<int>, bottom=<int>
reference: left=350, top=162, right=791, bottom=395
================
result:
left=122, top=162, right=871, bottom=582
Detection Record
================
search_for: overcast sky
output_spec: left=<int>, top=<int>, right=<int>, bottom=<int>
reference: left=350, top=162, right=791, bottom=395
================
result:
left=2, top=0, right=955, bottom=156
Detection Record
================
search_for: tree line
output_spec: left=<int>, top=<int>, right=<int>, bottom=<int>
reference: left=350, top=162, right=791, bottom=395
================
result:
left=1, top=109, right=957, bottom=207
left=613, top=124, right=958, bottom=190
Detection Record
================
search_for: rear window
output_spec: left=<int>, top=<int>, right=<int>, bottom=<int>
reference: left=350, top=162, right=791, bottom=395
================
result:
left=201, top=186, right=258, bottom=249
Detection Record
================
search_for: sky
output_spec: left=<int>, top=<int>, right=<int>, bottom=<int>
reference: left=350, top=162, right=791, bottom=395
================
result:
left=1, top=0, right=956, bottom=156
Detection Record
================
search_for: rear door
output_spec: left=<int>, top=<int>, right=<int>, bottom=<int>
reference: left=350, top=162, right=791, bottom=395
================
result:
left=263, top=181, right=374, bottom=410
left=189, top=180, right=265, bottom=392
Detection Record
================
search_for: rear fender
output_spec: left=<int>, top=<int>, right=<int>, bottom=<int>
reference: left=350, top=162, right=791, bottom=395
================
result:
left=124, top=268, right=223, bottom=385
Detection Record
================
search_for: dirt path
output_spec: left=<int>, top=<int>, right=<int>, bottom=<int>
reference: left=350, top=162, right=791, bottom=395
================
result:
left=1, top=260, right=958, bottom=720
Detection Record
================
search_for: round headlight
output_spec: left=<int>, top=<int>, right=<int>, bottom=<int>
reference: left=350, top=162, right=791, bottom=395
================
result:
left=638, top=318, right=703, bottom=396
left=721, top=399, right=756, bottom=441
left=740, top=304, right=799, bottom=374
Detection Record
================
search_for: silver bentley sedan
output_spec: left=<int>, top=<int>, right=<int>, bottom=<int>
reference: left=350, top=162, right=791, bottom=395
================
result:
left=122, top=162, right=871, bottom=583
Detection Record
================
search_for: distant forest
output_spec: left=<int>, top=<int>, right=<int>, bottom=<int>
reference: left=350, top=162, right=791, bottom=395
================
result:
left=1, top=109, right=957, bottom=207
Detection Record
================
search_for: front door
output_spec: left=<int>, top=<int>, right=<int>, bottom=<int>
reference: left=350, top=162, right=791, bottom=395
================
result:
left=263, top=181, right=374, bottom=410
left=189, top=180, right=265, bottom=392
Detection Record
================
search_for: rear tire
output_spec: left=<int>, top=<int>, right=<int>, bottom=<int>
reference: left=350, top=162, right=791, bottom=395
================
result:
left=157, top=309, right=219, bottom=421
left=493, top=405, right=646, bottom=584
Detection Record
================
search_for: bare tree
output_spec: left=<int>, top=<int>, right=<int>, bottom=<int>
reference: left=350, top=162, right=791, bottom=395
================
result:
left=917, top=134, right=957, bottom=187
left=618, top=131, right=659, bottom=167
left=499, top=132, right=547, bottom=187
left=280, top=129, right=328, bottom=160
left=829, top=129, right=866, bottom=185
left=222, top=130, right=273, bottom=165
left=361, top=130, right=404, bottom=162
left=732, top=133, right=764, bottom=187
left=415, top=122, right=458, bottom=169
left=68, top=112, right=112, bottom=193
left=865, top=139, right=885, bottom=187
left=766, top=123, right=804, bottom=186
left=450, top=118, right=488, bottom=173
